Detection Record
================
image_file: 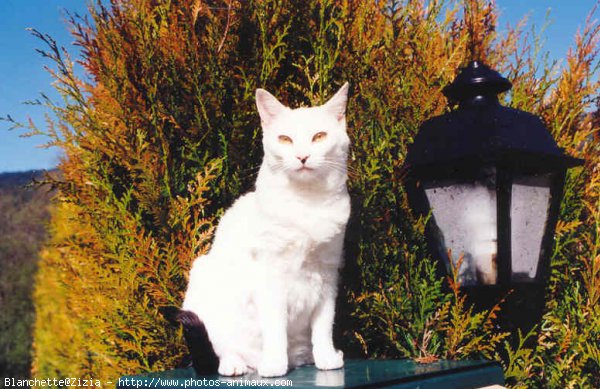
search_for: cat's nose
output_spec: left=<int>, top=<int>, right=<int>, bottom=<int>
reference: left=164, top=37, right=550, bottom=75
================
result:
left=297, top=155, right=310, bottom=164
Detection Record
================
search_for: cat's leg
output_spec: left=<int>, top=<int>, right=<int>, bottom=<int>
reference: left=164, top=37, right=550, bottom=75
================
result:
left=203, top=314, right=254, bottom=376
left=218, top=354, right=248, bottom=376
left=185, top=260, right=253, bottom=376
left=288, top=345, right=314, bottom=368
left=188, top=315, right=250, bottom=376
left=311, top=284, right=344, bottom=371
left=256, top=276, right=289, bottom=377
left=287, top=325, right=314, bottom=368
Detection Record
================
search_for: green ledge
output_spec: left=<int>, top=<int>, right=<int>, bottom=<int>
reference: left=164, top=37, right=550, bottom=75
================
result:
left=118, top=359, right=504, bottom=388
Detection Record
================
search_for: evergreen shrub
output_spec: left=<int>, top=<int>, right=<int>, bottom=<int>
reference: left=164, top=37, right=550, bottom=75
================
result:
left=12, top=1, right=598, bottom=386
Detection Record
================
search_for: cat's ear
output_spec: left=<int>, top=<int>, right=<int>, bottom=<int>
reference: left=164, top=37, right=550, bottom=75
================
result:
left=323, top=82, right=349, bottom=122
left=256, top=89, right=287, bottom=126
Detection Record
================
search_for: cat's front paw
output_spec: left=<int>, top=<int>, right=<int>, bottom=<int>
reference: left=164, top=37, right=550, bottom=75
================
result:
left=314, top=349, right=344, bottom=371
left=218, top=354, right=248, bottom=376
left=257, top=358, right=288, bottom=377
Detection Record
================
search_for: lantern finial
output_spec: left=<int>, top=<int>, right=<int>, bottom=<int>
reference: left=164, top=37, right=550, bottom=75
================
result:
left=443, top=61, right=512, bottom=104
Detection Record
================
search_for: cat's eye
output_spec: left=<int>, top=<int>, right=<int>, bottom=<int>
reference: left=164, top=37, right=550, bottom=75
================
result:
left=278, top=135, right=293, bottom=144
left=312, top=132, right=327, bottom=143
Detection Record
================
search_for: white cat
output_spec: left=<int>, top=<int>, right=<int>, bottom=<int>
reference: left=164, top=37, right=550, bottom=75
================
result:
left=181, top=83, right=351, bottom=378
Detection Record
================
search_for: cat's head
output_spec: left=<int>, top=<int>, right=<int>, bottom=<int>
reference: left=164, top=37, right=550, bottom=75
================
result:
left=255, top=83, right=350, bottom=185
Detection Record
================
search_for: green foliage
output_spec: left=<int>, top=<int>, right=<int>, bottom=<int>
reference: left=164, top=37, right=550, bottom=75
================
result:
left=0, top=172, right=51, bottom=378
left=354, top=249, right=509, bottom=362
left=6, top=0, right=597, bottom=386
left=498, top=12, right=600, bottom=387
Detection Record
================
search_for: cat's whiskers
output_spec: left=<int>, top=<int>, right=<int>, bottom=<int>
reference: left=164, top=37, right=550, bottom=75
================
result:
left=269, top=162, right=290, bottom=175
left=318, top=158, right=359, bottom=179
left=236, top=164, right=263, bottom=181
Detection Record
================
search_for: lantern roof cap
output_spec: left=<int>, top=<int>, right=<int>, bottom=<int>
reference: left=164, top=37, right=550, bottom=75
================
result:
left=443, top=61, right=512, bottom=101
left=405, top=62, right=583, bottom=177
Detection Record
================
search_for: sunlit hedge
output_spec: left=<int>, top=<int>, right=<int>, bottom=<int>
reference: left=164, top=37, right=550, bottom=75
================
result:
left=22, top=1, right=598, bottom=387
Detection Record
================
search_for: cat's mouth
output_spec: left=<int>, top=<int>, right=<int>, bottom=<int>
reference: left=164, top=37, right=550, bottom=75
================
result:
left=297, top=166, right=314, bottom=172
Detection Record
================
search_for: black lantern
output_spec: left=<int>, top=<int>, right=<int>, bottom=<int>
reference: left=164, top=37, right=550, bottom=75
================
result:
left=404, top=61, right=583, bottom=332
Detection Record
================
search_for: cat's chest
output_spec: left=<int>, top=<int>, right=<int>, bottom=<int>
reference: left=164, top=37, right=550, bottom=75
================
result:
left=285, top=265, right=328, bottom=317
left=258, top=192, right=350, bottom=243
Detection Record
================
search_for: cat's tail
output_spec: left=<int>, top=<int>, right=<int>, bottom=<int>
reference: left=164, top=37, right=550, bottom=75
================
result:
left=177, top=310, right=219, bottom=375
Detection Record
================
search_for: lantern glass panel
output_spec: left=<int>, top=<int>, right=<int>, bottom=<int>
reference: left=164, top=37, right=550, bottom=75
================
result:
left=510, top=174, right=553, bottom=282
left=424, top=180, right=498, bottom=286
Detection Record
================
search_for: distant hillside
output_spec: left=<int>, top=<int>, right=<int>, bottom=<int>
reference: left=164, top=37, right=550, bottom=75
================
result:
left=0, top=170, right=53, bottom=378
left=0, top=171, right=48, bottom=189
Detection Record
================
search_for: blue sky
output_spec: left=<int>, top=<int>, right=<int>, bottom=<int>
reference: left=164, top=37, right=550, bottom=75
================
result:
left=0, top=1, right=597, bottom=173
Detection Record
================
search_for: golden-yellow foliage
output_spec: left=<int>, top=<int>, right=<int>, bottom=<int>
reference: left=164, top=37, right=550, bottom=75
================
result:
left=17, top=0, right=598, bottom=386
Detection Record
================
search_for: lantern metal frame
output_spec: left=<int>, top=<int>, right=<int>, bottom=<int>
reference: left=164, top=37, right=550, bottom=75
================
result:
left=404, top=61, right=584, bottom=331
